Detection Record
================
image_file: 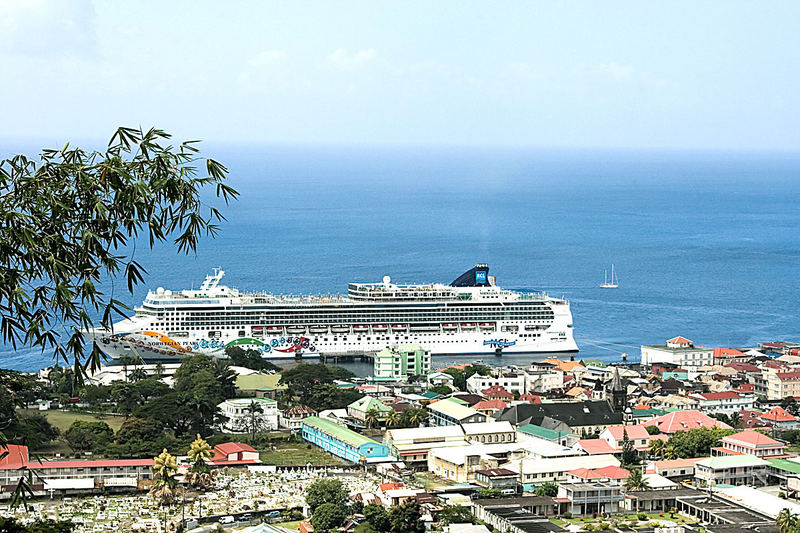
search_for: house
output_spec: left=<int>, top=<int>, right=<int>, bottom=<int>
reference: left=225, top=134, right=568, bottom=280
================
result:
left=556, top=482, right=624, bottom=515
left=647, top=409, right=731, bottom=434
left=373, top=344, right=431, bottom=380
left=565, top=465, right=631, bottom=484
left=598, top=424, right=652, bottom=451
left=474, top=468, right=520, bottom=494
left=641, top=337, right=713, bottom=371
left=646, top=458, right=706, bottom=481
left=759, top=407, right=800, bottom=429
left=383, top=425, right=467, bottom=466
left=427, top=443, right=527, bottom=483
left=234, top=372, right=287, bottom=399
left=516, top=424, right=574, bottom=447
left=461, top=421, right=516, bottom=444
left=279, top=405, right=317, bottom=430
left=507, top=454, right=620, bottom=491
left=695, top=454, right=769, bottom=486
left=347, top=396, right=393, bottom=422
left=480, top=385, right=514, bottom=402
left=715, top=429, right=788, bottom=458
left=211, top=442, right=260, bottom=466
left=427, top=398, right=487, bottom=426
left=301, top=416, right=390, bottom=463
left=713, top=348, right=749, bottom=365
left=472, top=399, right=508, bottom=417
left=688, top=391, right=756, bottom=415
left=427, top=372, right=455, bottom=388
left=573, top=438, right=617, bottom=456
left=218, top=397, right=279, bottom=432
left=0, top=444, right=153, bottom=494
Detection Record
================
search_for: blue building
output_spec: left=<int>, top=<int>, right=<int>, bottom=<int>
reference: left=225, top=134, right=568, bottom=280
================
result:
left=301, top=416, right=390, bottom=463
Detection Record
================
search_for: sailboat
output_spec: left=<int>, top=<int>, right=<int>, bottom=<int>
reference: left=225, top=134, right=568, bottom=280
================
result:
left=600, top=264, right=619, bottom=288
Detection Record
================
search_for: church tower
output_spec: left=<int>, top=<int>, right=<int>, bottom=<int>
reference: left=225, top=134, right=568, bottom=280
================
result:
left=609, top=366, right=627, bottom=413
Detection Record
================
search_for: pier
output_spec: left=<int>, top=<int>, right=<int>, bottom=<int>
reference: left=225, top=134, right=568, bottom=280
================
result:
left=319, top=351, right=375, bottom=365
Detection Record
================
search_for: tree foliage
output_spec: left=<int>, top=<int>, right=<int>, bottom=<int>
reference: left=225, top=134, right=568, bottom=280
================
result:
left=535, top=481, right=558, bottom=497
left=389, top=501, right=425, bottom=533
left=665, top=427, right=734, bottom=458
left=0, top=517, right=74, bottom=533
left=305, top=478, right=349, bottom=512
left=280, top=363, right=355, bottom=404
left=442, top=364, right=491, bottom=391
left=224, top=346, right=282, bottom=373
left=63, top=421, right=113, bottom=453
left=364, top=504, right=391, bottom=533
left=311, top=502, right=347, bottom=533
left=0, top=127, right=237, bottom=375
left=438, top=505, right=474, bottom=526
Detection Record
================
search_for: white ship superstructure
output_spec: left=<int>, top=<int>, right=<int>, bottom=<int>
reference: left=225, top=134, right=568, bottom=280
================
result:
left=87, top=265, right=578, bottom=361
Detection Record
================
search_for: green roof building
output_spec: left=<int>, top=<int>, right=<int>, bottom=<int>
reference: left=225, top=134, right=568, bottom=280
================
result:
left=235, top=373, right=287, bottom=399
left=301, top=416, right=389, bottom=463
left=347, top=396, right=393, bottom=422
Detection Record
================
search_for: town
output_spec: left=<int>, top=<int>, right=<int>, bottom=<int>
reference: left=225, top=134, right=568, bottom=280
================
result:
left=3, top=337, right=800, bottom=533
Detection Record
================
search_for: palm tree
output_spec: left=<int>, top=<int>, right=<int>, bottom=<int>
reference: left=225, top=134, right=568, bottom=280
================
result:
left=663, top=445, right=677, bottom=460
left=386, top=410, right=402, bottom=429
left=625, top=467, right=651, bottom=492
left=364, top=408, right=380, bottom=429
left=245, top=400, right=264, bottom=442
left=648, top=439, right=666, bottom=459
left=777, top=508, right=797, bottom=533
left=730, top=411, right=742, bottom=430
left=186, top=435, right=215, bottom=490
left=407, top=408, right=428, bottom=427
left=150, top=449, right=179, bottom=506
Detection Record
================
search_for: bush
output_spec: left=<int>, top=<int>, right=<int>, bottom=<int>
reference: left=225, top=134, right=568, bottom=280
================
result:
left=562, top=512, right=572, bottom=519
left=638, top=513, right=647, bottom=521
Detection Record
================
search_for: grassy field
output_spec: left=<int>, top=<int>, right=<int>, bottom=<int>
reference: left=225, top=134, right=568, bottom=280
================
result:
left=22, top=408, right=127, bottom=432
left=258, top=443, right=346, bottom=466
left=271, top=521, right=302, bottom=530
left=551, top=511, right=697, bottom=529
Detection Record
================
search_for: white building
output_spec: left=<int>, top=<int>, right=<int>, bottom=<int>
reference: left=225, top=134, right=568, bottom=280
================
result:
left=640, top=336, right=713, bottom=371
left=507, top=454, right=621, bottom=491
left=688, top=391, right=756, bottom=415
left=461, top=421, right=516, bottom=444
left=218, top=397, right=279, bottom=433
left=466, top=372, right=527, bottom=395
left=525, top=368, right=564, bottom=393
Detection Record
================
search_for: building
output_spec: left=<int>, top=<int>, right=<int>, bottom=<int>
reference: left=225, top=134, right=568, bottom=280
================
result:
left=688, top=391, right=756, bottom=415
left=301, top=416, right=390, bottom=463
left=597, top=424, right=652, bottom=451
left=646, top=409, right=731, bottom=434
left=234, top=372, right=287, bottom=399
left=474, top=468, right=520, bottom=494
left=347, top=396, right=393, bottom=422
left=713, top=348, right=749, bottom=365
left=695, top=454, right=769, bottom=486
left=427, top=443, right=527, bottom=483
left=0, top=444, right=152, bottom=495
left=218, top=397, right=279, bottom=433
left=646, top=458, right=706, bottom=481
left=279, top=405, right=317, bottom=430
left=556, top=482, right=624, bottom=515
left=565, top=465, right=630, bottom=484
left=427, top=398, right=487, bottom=426
left=462, top=421, right=516, bottom=444
left=467, top=373, right=527, bottom=396
left=759, top=406, right=800, bottom=429
left=373, top=344, right=431, bottom=380
left=210, top=442, right=261, bottom=466
left=472, top=399, right=508, bottom=417
left=516, top=424, right=574, bottom=447
left=427, top=372, right=455, bottom=388
left=495, top=401, right=623, bottom=437
left=384, top=425, right=468, bottom=466
left=641, top=337, right=713, bottom=370
left=716, top=429, right=787, bottom=458
left=507, top=454, right=620, bottom=491
left=767, top=370, right=800, bottom=401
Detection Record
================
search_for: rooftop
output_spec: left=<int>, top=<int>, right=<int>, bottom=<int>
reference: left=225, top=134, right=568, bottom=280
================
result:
left=722, top=429, right=782, bottom=448
left=428, top=398, right=482, bottom=420
left=302, top=416, right=381, bottom=448
left=697, top=454, right=769, bottom=469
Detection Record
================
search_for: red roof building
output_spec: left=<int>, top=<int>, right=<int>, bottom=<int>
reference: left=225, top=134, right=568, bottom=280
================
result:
left=718, top=429, right=788, bottom=458
left=567, top=465, right=631, bottom=482
left=574, top=438, right=616, bottom=455
left=481, top=385, right=514, bottom=401
left=518, top=394, right=543, bottom=404
left=211, top=442, right=260, bottom=465
left=648, top=410, right=732, bottom=434
left=734, top=383, right=755, bottom=394
left=472, top=399, right=508, bottom=414
left=759, top=407, right=798, bottom=428
left=667, top=337, right=693, bottom=347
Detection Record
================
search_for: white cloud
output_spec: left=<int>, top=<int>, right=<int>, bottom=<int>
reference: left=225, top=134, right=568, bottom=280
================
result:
left=327, top=48, right=377, bottom=68
left=0, top=0, right=96, bottom=58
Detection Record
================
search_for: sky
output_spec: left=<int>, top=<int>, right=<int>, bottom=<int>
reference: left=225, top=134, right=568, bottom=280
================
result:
left=1, top=1, right=799, bottom=150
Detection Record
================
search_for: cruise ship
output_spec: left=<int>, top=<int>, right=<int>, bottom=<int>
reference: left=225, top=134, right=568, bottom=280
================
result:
left=86, top=265, right=578, bottom=361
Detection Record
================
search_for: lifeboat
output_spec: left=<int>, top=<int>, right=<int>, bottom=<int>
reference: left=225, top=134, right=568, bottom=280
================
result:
left=309, top=325, right=328, bottom=333
left=353, top=325, right=369, bottom=331
left=461, top=323, right=477, bottom=330
left=391, top=324, right=408, bottom=331
left=373, top=324, right=389, bottom=332
left=286, top=326, right=306, bottom=334
left=266, top=326, right=283, bottom=333
left=252, top=326, right=264, bottom=336
left=331, top=325, right=349, bottom=333
left=479, top=322, right=495, bottom=330
left=442, top=323, right=458, bottom=330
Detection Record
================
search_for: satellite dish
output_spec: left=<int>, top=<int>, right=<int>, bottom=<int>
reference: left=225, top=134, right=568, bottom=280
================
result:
left=382, top=275, right=391, bottom=285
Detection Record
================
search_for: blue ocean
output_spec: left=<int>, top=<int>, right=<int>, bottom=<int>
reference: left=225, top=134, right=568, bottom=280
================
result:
left=2, top=145, right=799, bottom=374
